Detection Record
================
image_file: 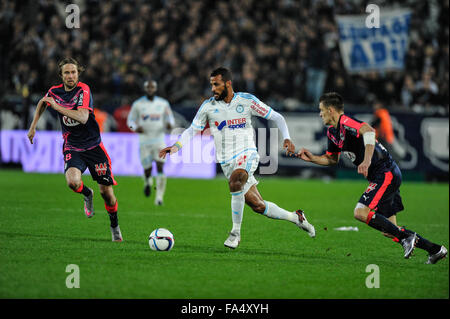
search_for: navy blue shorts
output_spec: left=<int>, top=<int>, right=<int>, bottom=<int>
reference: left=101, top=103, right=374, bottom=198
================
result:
left=64, top=143, right=117, bottom=186
left=358, top=163, right=404, bottom=218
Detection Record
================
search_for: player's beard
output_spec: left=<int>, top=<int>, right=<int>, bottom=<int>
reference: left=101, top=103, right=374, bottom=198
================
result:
left=64, top=79, right=77, bottom=90
left=215, top=87, right=228, bottom=101
left=146, top=93, right=155, bottom=100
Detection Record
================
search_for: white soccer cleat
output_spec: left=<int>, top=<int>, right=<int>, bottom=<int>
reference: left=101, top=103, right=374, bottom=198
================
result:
left=224, top=231, right=240, bottom=249
left=295, top=209, right=316, bottom=238
left=110, top=225, right=123, bottom=242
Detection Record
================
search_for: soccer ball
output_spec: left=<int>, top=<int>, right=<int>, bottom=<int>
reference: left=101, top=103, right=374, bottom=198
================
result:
left=148, top=228, right=175, bottom=251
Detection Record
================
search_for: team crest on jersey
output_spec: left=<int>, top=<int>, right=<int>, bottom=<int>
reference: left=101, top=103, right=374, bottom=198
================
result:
left=236, top=104, right=244, bottom=113
left=365, top=183, right=378, bottom=193
left=62, top=115, right=80, bottom=127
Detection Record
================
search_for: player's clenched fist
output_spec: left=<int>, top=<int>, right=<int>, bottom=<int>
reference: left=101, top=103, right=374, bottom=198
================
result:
left=27, top=128, right=36, bottom=144
left=283, top=139, right=296, bottom=157
left=357, top=160, right=370, bottom=178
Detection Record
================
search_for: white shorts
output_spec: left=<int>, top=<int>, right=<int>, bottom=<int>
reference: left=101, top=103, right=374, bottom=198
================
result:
left=221, top=151, right=259, bottom=195
left=140, top=143, right=166, bottom=169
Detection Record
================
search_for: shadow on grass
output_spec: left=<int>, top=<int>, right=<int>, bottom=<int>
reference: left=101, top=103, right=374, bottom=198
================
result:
left=175, top=242, right=331, bottom=262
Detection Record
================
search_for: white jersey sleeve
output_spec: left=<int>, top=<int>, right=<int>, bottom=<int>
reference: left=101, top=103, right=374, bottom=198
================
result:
left=127, top=101, right=139, bottom=131
left=244, top=93, right=272, bottom=119
left=164, top=102, right=175, bottom=127
left=241, top=93, right=290, bottom=140
left=266, top=109, right=291, bottom=140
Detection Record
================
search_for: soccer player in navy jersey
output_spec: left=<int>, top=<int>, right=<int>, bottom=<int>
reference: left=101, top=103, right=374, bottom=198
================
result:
left=27, top=58, right=123, bottom=242
left=297, top=92, right=446, bottom=264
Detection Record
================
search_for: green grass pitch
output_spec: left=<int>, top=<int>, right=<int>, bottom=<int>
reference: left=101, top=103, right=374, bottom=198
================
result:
left=0, top=169, right=448, bottom=299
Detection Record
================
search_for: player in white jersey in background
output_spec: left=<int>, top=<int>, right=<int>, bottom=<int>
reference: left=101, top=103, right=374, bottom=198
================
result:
left=128, top=79, right=175, bottom=205
left=160, top=67, right=315, bottom=249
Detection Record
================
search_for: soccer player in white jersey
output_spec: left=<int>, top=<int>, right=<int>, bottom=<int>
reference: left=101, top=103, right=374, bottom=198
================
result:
left=159, top=67, right=315, bottom=249
left=128, top=79, right=175, bottom=205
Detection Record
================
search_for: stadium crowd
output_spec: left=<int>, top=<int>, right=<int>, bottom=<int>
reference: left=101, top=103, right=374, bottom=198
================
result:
left=1, top=0, right=448, bottom=129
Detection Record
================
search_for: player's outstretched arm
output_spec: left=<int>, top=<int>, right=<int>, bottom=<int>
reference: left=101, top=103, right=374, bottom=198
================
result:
left=297, top=148, right=339, bottom=166
left=159, top=125, right=201, bottom=159
left=267, top=110, right=295, bottom=156
left=27, top=98, right=48, bottom=144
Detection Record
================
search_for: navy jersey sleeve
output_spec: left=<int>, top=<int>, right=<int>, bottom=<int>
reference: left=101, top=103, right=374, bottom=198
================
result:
left=326, top=127, right=341, bottom=155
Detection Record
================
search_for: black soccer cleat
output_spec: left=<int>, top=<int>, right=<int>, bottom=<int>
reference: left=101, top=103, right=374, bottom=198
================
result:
left=144, top=185, right=151, bottom=197
left=400, top=232, right=417, bottom=259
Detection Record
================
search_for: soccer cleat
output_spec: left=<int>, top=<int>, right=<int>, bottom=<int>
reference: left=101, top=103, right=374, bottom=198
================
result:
left=400, top=232, right=417, bottom=259
left=426, top=246, right=447, bottom=264
left=295, top=209, right=316, bottom=238
left=110, top=225, right=123, bottom=242
left=224, top=231, right=240, bottom=249
left=155, top=198, right=163, bottom=206
left=144, top=185, right=151, bottom=197
left=83, top=188, right=94, bottom=218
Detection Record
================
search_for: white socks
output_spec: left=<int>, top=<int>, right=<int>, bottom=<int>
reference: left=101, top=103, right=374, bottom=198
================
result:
left=231, top=190, right=245, bottom=234
left=229, top=195, right=298, bottom=235
left=155, top=174, right=167, bottom=202
left=263, top=201, right=298, bottom=223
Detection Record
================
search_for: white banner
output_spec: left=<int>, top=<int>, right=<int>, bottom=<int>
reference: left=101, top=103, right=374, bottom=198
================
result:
left=336, top=8, right=411, bottom=73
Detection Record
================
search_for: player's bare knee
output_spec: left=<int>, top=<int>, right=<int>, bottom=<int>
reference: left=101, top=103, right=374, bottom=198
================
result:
left=229, top=170, right=247, bottom=192
left=67, top=179, right=81, bottom=191
left=228, top=180, right=243, bottom=193
left=353, top=209, right=366, bottom=222
left=354, top=203, right=370, bottom=222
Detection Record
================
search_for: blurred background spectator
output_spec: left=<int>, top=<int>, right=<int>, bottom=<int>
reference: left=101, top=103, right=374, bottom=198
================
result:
left=0, top=0, right=448, bottom=131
